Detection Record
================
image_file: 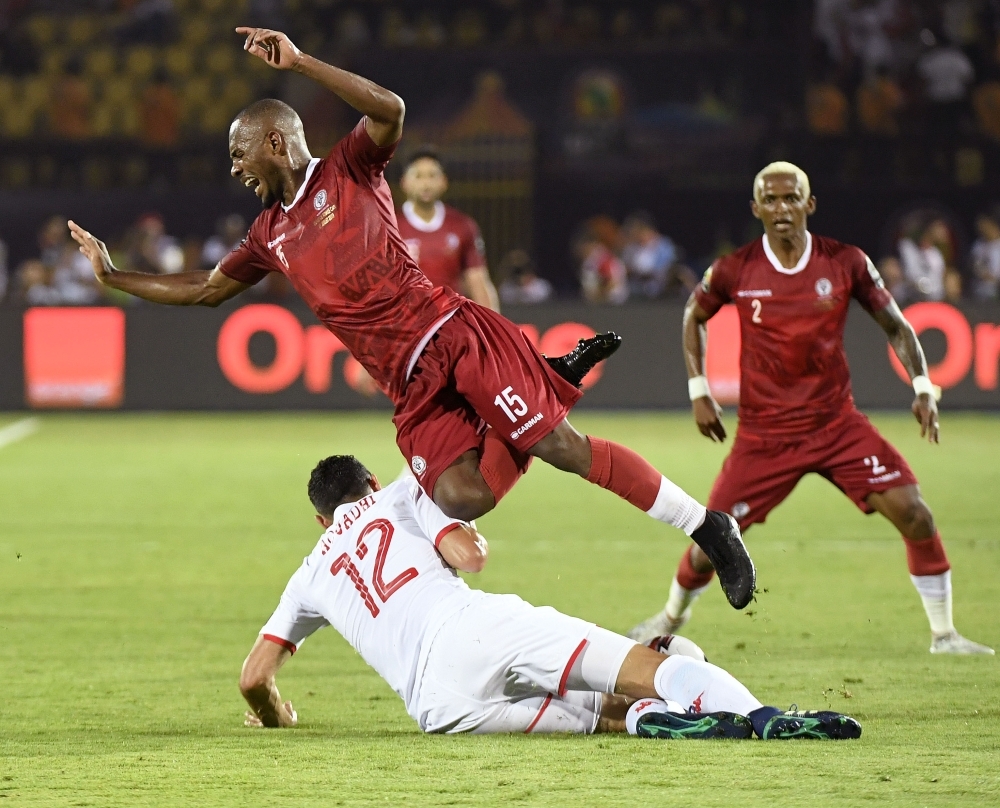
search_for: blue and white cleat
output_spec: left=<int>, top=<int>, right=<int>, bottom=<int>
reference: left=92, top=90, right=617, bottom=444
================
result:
left=761, top=706, right=862, bottom=740
left=637, top=710, right=753, bottom=740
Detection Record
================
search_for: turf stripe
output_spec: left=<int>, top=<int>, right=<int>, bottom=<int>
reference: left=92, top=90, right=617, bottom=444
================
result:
left=0, top=417, right=40, bottom=450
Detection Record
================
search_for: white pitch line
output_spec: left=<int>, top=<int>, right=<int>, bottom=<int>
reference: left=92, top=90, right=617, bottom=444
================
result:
left=0, top=417, right=40, bottom=450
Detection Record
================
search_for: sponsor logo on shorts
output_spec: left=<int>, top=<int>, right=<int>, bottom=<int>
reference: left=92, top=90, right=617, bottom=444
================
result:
left=815, top=277, right=833, bottom=298
left=868, top=470, right=901, bottom=485
left=731, top=501, right=750, bottom=520
left=411, top=456, right=427, bottom=475
left=313, top=189, right=327, bottom=210
left=510, top=412, right=544, bottom=441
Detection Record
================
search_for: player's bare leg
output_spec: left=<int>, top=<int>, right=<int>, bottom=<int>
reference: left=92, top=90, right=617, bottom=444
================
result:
left=867, top=484, right=994, bottom=655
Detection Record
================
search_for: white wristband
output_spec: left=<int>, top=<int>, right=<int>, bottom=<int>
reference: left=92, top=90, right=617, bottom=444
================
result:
left=912, top=375, right=937, bottom=400
left=688, top=375, right=712, bottom=401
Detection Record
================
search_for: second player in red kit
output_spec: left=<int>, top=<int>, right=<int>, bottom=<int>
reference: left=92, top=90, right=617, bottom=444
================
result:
left=629, top=162, right=992, bottom=656
left=396, top=148, right=499, bottom=310
left=68, top=26, right=757, bottom=613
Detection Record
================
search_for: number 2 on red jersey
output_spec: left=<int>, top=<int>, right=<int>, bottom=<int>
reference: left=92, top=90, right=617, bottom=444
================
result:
left=329, top=518, right=418, bottom=618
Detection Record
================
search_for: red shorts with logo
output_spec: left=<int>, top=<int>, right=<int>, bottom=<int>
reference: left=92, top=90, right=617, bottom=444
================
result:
left=708, top=409, right=918, bottom=529
left=393, top=303, right=583, bottom=497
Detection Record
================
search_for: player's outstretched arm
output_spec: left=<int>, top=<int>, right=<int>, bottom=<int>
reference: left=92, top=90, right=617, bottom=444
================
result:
left=236, top=27, right=404, bottom=147
left=68, top=221, right=250, bottom=307
left=871, top=301, right=939, bottom=444
left=463, top=267, right=501, bottom=312
left=682, top=294, right=726, bottom=442
left=437, top=524, right=489, bottom=573
left=240, top=636, right=298, bottom=728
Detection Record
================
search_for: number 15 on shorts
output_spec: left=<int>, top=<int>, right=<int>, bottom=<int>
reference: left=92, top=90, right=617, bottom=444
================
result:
left=495, top=385, right=528, bottom=423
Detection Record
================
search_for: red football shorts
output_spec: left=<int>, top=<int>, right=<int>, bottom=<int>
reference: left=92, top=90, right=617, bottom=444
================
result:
left=708, top=409, right=918, bottom=529
left=393, top=303, right=583, bottom=497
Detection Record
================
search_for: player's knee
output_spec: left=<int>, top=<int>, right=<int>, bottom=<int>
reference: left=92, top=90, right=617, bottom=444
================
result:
left=904, top=501, right=935, bottom=540
left=433, top=477, right=495, bottom=522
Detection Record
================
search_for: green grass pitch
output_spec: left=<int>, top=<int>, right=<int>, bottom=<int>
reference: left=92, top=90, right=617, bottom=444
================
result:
left=1, top=411, right=998, bottom=807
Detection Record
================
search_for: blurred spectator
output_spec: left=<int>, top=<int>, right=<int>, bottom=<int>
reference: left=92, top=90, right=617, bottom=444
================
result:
left=971, top=211, right=1000, bottom=300
left=498, top=249, right=552, bottom=305
left=17, top=215, right=101, bottom=305
left=116, top=0, right=178, bottom=45
left=972, top=79, right=1000, bottom=141
left=898, top=218, right=957, bottom=302
left=125, top=213, right=184, bottom=275
left=917, top=30, right=974, bottom=136
left=620, top=211, right=697, bottom=299
left=0, top=236, right=7, bottom=302
left=573, top=224, right=627, bottom=305
left=877, top=256, right=911, bottom=302
left=201, top=214, right=247, bottom=268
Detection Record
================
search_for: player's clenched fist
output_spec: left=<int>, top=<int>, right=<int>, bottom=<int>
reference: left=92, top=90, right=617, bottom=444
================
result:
left=693, top=395, right=727, bottom=442
left=236, top=27, right=302, bottom=70
left=67, top=220, right=115, bottom=284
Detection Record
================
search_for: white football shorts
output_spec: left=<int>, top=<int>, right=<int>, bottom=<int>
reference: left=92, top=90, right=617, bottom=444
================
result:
left=412, top=590, right=633, bottom=734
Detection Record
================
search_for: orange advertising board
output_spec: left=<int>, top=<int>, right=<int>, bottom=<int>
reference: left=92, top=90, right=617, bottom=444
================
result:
left=23, top=308, right=125, bottom=408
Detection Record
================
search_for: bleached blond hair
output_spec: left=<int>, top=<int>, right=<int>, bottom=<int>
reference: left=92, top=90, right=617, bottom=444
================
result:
left=753, top=162, right=811, bottom=204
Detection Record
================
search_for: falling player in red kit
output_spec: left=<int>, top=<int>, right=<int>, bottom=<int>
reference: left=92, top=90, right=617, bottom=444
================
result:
left=67, top=27, right=756, bottom=612
left=630, top=162, right=993, bottom=655
left=397, top=147, right=500, bottom=310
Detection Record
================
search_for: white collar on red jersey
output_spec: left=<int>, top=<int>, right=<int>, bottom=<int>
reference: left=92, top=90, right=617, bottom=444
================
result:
left=763, top=231, right=813, bottom=275
left=402, top=200, right=446, bottom=232
left=281, top=157, right=322, bottom=213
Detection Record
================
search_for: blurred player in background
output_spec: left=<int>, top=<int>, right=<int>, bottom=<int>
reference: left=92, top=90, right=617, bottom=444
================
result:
left=68, top=26, right=756, bottom=613
left=397, top=148, right=499, bottom=310
left=630, top=162, right=993, bottom=656
left=239, top=454, right=861, bottom=741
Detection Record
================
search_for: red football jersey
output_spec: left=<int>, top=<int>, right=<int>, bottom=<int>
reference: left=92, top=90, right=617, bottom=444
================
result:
left=395, top=201, right=486, bottom=293
left=694, top=233, right=893, bottom=436
left=219, top=120, right=462, bottom=401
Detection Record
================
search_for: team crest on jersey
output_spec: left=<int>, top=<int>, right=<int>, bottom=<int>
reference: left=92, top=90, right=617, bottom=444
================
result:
left=731, top=502, right=750, bottom=520
left=411, top=456, right=427, bottom=475
left=446, top=233, right=460, bottom=252
left=404, top=238, right=421, bottom=262
left=313, top=189, right=327, bottom=210
left=815, top=277, right=833, bottom=298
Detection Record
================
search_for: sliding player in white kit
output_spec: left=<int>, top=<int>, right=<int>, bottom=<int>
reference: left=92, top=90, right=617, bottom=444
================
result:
left=239, top=455, right=861, bottom=740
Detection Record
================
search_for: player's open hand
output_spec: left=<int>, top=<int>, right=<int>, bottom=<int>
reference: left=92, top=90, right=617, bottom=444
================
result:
left=693, top=395, right=727, bottom=442
left=243, top=700, right=297, bottom=728
left=68, top=221, right=115, bottom=284
left=913, top=394, right=940, bottom=444
left=236, top=27, right=302, bottom=70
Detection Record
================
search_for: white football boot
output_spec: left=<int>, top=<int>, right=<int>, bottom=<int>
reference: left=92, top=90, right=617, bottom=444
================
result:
left=627, top=607, right=691, bottom=644
left=929, top=631, right=995, bottom=655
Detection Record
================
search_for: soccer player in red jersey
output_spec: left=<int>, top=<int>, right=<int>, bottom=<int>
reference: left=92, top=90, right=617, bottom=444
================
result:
left=630, top=162, right=993, bottom=655
left=396, top=148, right=500, bottom=310
left=67, top=27, right=756, bottom=611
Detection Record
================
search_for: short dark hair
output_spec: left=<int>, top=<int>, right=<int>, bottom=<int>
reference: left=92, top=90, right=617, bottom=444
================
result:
left=403, top=146, right=446, bottom=174
left=308, top=455, right=372, bottom=518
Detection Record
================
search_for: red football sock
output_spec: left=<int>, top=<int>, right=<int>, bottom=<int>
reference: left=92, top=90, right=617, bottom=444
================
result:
left=478, top=428, right=532, bottom=505
left=677, top=545, right=716, bottom=590
left=903, top=532, right=950, bottom=576
left=585, top=436, right=663, bottom=512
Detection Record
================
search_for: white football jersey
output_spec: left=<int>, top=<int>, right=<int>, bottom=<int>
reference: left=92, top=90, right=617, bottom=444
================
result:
left=260, top=477, right=476, bottom=715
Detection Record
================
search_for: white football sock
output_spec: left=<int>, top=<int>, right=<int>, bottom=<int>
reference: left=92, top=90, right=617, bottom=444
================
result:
left=910, top=570, right=954, bottom=637
left=653, top=655, right=762, bottom=716
left=645, top=476, right=707, bottom=536
left=625, top=698, right=684, bottom=735
left=665, top=576, right=710, bottom=622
